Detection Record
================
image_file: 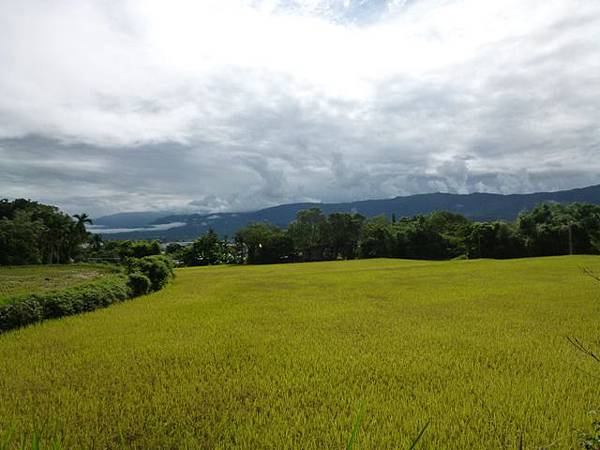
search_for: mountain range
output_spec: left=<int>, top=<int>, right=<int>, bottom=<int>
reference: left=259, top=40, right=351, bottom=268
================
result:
left=93, top=184, right=600, bottom=241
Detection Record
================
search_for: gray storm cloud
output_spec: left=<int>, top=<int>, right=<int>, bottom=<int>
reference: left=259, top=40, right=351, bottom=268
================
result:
left=0, top=0, right=599, bottom=216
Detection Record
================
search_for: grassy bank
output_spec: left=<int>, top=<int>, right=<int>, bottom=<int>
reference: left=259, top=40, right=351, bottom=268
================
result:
left=0, top=265, right=113, bottom=305
left=0, top=256, right=599, bottom=448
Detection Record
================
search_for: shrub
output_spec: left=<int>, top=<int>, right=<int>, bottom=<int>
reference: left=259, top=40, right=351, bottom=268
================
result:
left=127, top=255, right=174, bottom=291
left=0, top=297, right=44, bottom=331
left=128, top=272, right=151, bottom=296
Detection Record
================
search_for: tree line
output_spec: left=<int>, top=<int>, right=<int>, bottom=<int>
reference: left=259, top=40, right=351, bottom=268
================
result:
left=2, top=198, right=599, bottom=266
left=0, top=199, right=92, bottom=265
left=169, top=202, right=600, bottom=265
left=0, top=199, right=173, bottom=265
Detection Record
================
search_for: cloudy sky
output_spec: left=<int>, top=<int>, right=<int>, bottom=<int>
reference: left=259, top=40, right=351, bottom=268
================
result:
left=1, top=0, right=599, bottom=217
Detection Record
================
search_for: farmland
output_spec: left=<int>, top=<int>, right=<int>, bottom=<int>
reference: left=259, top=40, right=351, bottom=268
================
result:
left=0, top=256, right=599, bottom=448
left=0, top=265, right=113, bottom=305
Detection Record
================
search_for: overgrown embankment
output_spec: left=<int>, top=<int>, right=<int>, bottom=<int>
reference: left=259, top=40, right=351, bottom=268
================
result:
left=0, top=256, right=174, bottom=333
left=0, top=264, right=112, bottom=304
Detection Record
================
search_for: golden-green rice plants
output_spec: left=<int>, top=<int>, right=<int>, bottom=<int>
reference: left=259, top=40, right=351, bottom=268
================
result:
left=0, top=256, right=599, bottom=448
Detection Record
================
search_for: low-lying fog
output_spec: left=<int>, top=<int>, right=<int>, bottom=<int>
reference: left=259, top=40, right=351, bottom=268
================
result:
left=86, top=222, right=186, bottom=234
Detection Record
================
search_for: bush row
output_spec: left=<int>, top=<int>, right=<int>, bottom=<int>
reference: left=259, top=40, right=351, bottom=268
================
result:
left=0, top=274, right=131, bottom=332
left=0, top=256, right=174, bottom=333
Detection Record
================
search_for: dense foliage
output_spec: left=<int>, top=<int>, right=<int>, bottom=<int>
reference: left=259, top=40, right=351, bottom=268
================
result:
left=3, top=198, right=599, bottom=268
left=178, top=229, right=232, bottom=266
left=86, top=239, right=162, bottom=261
left=127, top=255, right=175, bottom=291
left=225, top=203, right=600, bottom=264
left=0, top=199, right=167, bottom=266
left=0, top=199, right=92, bottom=265
left=127, top=272, right=152, bottom=296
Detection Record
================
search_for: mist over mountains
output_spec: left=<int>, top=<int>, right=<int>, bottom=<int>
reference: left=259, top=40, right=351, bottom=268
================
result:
left=92, top=184, right=600, bottom=241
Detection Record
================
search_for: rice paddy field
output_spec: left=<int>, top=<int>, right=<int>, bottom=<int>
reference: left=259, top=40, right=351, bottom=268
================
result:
left=0, top=256, right=599, bottom=449
left=0, top=264, right=113, bottom=305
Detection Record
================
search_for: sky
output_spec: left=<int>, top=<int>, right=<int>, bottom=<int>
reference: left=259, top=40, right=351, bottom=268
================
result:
left=1, top=0, right=599, bottom=217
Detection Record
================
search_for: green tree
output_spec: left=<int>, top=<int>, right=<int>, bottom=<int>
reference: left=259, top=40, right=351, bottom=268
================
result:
left=117, top=240, right=162, bottom=259
left=165, top=243, right=183, bottom=255
left=466, top=221, right=524, bottom=259
left=0, top=199, right=107, bottom=264
left=325, top=212, right=365, bottom=259
left=0, top=210, right=45, bottom=265
left=183, top=229, right=229, bottom=266
left=359, top=216, right=392, bottom=258
left=517, top=203, right=600, bottom=256
left=401, top=215, right=452, bottom=259
left=288, top=208, right=328, bottom=261
left=235, top=222, right=292, bottom=264
left=73, top=213, right=92, bottom=232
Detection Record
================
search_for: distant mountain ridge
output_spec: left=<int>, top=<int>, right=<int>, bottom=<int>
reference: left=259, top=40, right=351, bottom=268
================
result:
left=96, top=184, right=600, bottom=240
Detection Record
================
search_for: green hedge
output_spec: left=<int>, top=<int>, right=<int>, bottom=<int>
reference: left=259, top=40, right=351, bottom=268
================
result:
left=0, top=257, right=175, bottom=333
left=0, top=274, right=131, bottom=332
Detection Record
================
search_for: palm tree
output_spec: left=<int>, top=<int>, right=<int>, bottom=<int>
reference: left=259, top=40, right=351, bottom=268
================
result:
left=73, top=213, right=93, bottom=232
left=69, top=213, right=93, bottom=261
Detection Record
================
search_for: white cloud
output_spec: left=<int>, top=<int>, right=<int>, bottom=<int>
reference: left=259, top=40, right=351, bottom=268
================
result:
left=1, top=0, right=600, bottom=215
